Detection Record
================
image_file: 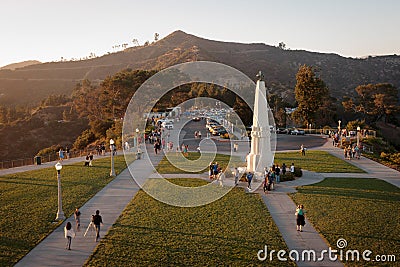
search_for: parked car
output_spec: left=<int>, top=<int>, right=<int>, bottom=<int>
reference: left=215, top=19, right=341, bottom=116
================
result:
left=192, top=117, right=201, bottom=122
left=276, top=128, right=288, bottom=134
left=212, top=127, right=228, bottom=136
left=290, top=129, right=305, bottom=135
left=162, top=121, right=174, bottom=129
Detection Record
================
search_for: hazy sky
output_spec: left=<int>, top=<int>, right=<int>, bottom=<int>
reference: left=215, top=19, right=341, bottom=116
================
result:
left=1, top=0, right=399, bottom=67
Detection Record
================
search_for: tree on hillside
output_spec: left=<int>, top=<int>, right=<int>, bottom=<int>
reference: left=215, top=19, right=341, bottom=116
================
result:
left=132, top=39, right=139, bottom=46
left=154, top=33, right=159, bottom=42
left=342, top=83, right=399, bottom=123
left=292, top=65, right=329, bottom=126
left=268, top=93, right=291, bottom=127
left=72, top=69, right=156, bottom=141
left=278, top=42, right=286, bottom=50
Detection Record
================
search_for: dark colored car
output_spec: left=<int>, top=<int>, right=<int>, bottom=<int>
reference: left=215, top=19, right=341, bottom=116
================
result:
left=192, top=117, right=201, bottom=121
left=290, top=129, right=305, bottom=135
left=276, top=128, right=288, bottom=134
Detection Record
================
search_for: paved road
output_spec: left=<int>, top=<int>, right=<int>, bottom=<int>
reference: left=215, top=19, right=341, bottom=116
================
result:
left=168, top=119, right=327, bottom=153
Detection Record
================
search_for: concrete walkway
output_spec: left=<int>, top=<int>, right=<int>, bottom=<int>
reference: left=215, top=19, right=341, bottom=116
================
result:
left=0, top=156, right=88, bottom=176
left=249, top=136, right=399, bottom=267
left=309, top=136, right=400, bottom=187
left=259, top=171, right=343, bottom=266
left=14, top=147, right=163, bottom=267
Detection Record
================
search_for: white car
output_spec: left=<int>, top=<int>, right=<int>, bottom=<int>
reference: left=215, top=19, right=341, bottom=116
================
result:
left=162, top=121, right=174, bottom=129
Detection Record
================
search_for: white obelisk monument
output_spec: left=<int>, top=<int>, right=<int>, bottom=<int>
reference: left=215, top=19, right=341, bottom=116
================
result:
left=247, top=71, right=272, bottom=176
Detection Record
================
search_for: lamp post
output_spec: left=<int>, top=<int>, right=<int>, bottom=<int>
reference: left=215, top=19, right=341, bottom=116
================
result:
left=55, top=162, right=65, bottom=221
left=338, top=120, right=342, bottom=147
left=110, top=139, right=116, bottom=176
left=357, top=126, right=361, bottom=147
left=135, top=128, right=140, bottom=147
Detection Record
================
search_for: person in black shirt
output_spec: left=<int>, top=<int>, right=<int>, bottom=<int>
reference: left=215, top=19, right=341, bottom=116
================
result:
left=93, top=210, right=103, bottom=242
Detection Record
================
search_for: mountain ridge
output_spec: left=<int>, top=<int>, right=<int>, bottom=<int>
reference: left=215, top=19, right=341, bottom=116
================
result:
left=0, top=30, right=399, bottom=105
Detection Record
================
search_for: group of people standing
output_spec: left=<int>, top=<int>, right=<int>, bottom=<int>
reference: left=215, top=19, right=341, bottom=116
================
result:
left=209, top=162, right=221, bottom=180
left=344, top=144, right=361, bottom=160
left=194, top=131, right=202, bottom=139
left=95, top=144, right=106, bottom=156
left=64, top=208, right=104, bottom=250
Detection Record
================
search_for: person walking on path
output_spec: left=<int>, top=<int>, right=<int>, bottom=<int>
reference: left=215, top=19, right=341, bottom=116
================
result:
left=209, top=162, right=213, bottom=179
left=64, top=222, right=75, bottom=250
left=59, top=148, right=65, bottom=161
left=300, top=144, right=306, bottom=156
left=246, top=172, right=253, bottom=190
left=295, top=204, right=306, bottom=232
left=234, top=167, right=239, bottom=186
left=154, top=140, right=159, bottom=155
left=268, top=169, right=275, bottom=191
left=263, top=171, right=269, bottom=193
left=65, top=146, right=70, bottom=159
left=74, top=207, right=81, bottom=231
left=93, top=210, right=103, bottom=242
left=213, top=162, right=219, bottom=180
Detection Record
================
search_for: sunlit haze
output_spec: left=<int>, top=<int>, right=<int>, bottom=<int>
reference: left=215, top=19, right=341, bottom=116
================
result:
left=1, top=0, right=399, bottom=67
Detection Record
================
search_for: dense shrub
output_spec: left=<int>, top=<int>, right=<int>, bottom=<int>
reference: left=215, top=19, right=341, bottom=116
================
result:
left=281, top=172, right=295, bottom=181
left=73, top=129, right=96, bottom=149
left=294, top=167, right=303, bottom=177
left=36, top=145, right=61, bottom=156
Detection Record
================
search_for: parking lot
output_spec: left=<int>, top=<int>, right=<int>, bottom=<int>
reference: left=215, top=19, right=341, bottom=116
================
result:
left=174, top=119, right=327, bottom=153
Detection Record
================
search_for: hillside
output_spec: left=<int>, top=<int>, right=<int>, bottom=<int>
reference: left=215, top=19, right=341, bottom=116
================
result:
left=0, top=30, right=399, bottom=106
left=0, top=106, right=88, bottom=161
left=0, top=60, right=41, bottom=70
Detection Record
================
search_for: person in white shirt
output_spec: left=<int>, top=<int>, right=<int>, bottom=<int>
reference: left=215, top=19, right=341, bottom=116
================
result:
left=64, top=221, right=76, bottom=250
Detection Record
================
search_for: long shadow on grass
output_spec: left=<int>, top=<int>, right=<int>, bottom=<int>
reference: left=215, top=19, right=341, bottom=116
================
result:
left=296, top=187, right=400, bottom=202
left=114, top=224, right=262, bottom=246
left=317, top=230, right=400, bottom=243
left=103, top=228, right=260, bottom=263
left=0, top=179, right=56, bottom=187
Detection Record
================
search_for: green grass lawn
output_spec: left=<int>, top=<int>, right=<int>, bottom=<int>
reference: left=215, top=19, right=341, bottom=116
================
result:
left=275, top=151, right=364, bottom=173
left=156, top=152, right=239, bottom=174
left=84, top=178, right=295, bottom=266
left=0, top=156, right=128, bottom=267
left=290, top=178, right=400, bottom=266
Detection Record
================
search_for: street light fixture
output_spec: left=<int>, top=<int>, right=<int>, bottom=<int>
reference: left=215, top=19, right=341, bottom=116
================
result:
left=135, top=128, right=142, bottom=159
left=110, top=139, right=116, bottom=176
left=357, top=126, right=361, bottom=147
left=338, top=120, right=342, bottom=147
left=135, top=128, right=140, bottom=146
left=55, top=162, right=65, bottom=221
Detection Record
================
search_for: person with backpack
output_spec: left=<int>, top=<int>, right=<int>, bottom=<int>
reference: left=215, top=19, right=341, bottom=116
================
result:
left=93, top=210, right=103, bottom=242
left=64, top=221, right=75, bottom=250
left=295, top=204, right=306, bottom=232
left=246, top=172, right=253, bottom=190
